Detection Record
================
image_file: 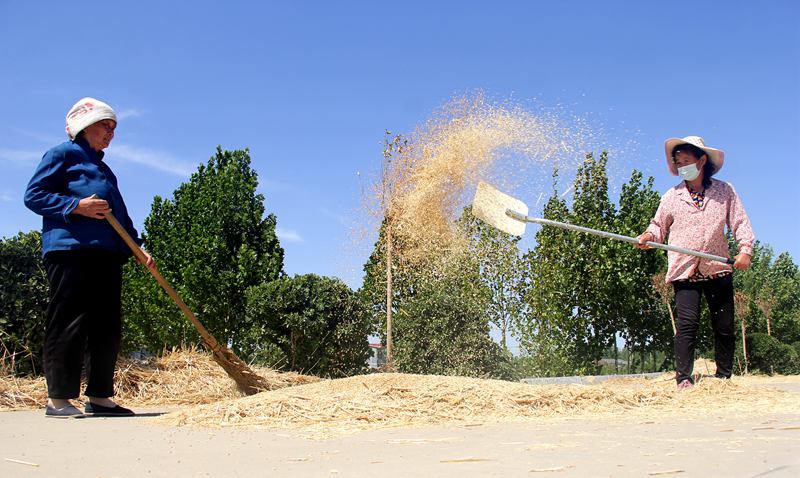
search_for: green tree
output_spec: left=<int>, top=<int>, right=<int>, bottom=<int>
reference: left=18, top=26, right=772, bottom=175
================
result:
left=244, top=274, right=371, bottom=377
left=458, top=206, right=527, bottom=351
left=518, top=171, right=577, bottom=376
left=519, top=159, right=669, bottom=376
left=122, top=147, right=284, bottom=353
left=562, top=152, right=619, bottom=373
left=360, top=220, right=509, bottom=378
left=613, top=169, right=669, bottom=372
left=733, top=243, right=800, bottom=347
left=764, top=253, right=800, bottom=343
left=746, top=332, right=799, bottom=375
left=0, top=231, right=48, bottom=374
left=732, top=241, right=774, bottom=335
left=374, top=131, right=412, bottom=366
left=358, top=219, right=407, bottom=353
left=390, top=252, right=509, bottom=378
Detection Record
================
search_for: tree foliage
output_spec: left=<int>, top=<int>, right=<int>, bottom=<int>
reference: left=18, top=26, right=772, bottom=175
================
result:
left=243, top=274, right=371, bottom=377
left=0, top=231, right=48, bottom=374
left=746, top=333, right=799, bottom=375
left=732, top=241, right=800, bottom=367
left=458, top=207, right=527, bottom=350
left=519, top=176, right=577, bottom=376
left=562, top=152, right=620, bottom=372
left=613, top=169, right=670, bottom=371
left=520, top=155, right=666, bottom=375
left=359, top=219, right=509, bottom=378
left=121, top=147, right=285, bottom=353
left=391, top=253, right=509, bottom=378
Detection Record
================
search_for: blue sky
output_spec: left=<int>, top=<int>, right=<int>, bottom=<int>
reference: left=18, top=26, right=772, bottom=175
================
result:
left=1, top=1, right=798, bottom=289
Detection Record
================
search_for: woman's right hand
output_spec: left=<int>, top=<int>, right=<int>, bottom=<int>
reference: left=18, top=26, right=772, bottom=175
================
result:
left=72, top=196, right=111, bottom=219
left=636, top=232, right=654, bottom=249
left=139, top=249, right=157, bottom=270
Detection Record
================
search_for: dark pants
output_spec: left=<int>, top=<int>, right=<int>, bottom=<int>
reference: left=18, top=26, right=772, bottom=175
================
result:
left=673, top=274, right=735, bottom=383
left=43, top=249, right=125, bottom=399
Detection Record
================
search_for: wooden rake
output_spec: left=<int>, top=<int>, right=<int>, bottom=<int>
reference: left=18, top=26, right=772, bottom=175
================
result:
left=101, top=206, right=270, bottom=394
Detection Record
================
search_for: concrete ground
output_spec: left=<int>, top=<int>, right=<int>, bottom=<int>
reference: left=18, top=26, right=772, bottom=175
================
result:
left=2, top=381, right=799, bottom=477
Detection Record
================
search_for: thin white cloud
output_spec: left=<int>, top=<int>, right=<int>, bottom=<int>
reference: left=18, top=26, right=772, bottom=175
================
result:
left=276, top=226, right=303, bottom=243
left=11, top=128, right=61, bottom=145
left=117, top=109, right=143, bottom=120
left=109, top=144, right=197, bottom=177
left=1, top=190, right=14, bottom=202
left=0, top=148, right=41, bottom=166
left=320, top=207, right=348, bottom=225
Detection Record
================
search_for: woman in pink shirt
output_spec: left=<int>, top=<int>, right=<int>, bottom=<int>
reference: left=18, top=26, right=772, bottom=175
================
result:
left=637, top=136, right=754, bottom=390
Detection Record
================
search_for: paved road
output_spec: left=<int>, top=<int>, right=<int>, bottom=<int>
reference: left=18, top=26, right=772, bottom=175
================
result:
left=2, top=407, right=799, bottom=477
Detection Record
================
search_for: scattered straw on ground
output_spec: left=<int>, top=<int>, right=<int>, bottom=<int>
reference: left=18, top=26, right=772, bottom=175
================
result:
left=5, top=350, right=797, bottom=440
left=0, top=348, right=319, bottom=410
left=161, top=371, right=800, bottom=438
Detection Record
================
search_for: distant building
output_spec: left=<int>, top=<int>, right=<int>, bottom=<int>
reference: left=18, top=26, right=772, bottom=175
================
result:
left=597, top=358, right=628, bottom=367
left=368, top=343, right=386, bottom=369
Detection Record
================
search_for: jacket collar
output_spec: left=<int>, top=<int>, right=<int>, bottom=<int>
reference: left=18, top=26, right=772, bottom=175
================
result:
left=73, top=136, right=106, bottom=161
left=675, top=179, right=716, bottom=205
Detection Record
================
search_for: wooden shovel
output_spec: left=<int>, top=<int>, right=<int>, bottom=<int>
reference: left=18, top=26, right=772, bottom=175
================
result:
left=472, top=181, right=735, bottom=265
left=99, top=202, right=269, bottom=394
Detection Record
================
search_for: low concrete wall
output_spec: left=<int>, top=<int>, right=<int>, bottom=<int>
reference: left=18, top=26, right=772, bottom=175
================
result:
left=520, top=372, right=665, bottom=385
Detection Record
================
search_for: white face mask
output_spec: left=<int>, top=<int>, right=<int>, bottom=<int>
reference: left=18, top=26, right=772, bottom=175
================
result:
left=677, top=163, right=701, bottom=181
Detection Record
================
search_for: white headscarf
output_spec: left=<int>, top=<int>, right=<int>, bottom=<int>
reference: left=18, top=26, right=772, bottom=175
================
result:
left=65, top=97, right=117, bottom=139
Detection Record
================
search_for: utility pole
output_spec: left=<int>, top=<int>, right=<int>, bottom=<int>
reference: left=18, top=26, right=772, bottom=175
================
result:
left=385, top=224, right=393, bottom=366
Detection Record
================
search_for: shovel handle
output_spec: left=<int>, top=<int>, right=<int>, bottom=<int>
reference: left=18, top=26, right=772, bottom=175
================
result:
left=507, top=209, right=735, bottom=265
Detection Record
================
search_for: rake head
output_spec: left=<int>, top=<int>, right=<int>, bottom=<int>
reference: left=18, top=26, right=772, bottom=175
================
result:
left=471, top=181, right=529, bottom=236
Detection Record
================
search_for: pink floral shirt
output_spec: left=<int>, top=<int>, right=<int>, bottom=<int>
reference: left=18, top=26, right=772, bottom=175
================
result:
left=646, top=179, right=754, bottom=283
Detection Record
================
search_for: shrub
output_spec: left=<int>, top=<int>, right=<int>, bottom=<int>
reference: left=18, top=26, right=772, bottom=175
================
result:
left=746, top=333, right=798, bottom=375
left=0, top=231, right=48, bottom=375
left=243, top=274, right=371, bottom=377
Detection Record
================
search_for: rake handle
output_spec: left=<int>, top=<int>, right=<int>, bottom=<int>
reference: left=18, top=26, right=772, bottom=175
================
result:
left=102, top=211, right=224, bottom=351
left=506, top=209, right=735, bottom=265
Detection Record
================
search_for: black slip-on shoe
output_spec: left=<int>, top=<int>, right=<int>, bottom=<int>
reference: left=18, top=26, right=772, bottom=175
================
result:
left=85, top=402, right=135, bottom=417
left=45, top=404, right=86, bottom=418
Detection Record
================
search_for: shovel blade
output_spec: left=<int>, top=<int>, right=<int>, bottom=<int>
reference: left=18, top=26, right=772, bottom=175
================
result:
left=471, top=181, right=528, bottom=236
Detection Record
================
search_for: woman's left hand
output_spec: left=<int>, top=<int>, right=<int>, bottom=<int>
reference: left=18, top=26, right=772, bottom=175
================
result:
left=733, top=252, right=751, bottom=270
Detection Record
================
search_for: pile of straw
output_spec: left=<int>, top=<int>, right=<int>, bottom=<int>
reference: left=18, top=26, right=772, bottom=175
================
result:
left=0, top=374, right=46, bottom=410
left=162, top=371, right=800, bottom=438
left=0, top=348, right=318, bottom=410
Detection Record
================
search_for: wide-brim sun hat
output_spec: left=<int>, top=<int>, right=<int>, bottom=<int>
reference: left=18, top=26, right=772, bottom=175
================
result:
left=664, top=136, right=725, bottom=176
left=65, top=97, right=117, bottom=139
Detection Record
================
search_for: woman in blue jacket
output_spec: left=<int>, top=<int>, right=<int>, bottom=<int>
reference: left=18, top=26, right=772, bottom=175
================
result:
left=25, top=97, right=154, bottom=417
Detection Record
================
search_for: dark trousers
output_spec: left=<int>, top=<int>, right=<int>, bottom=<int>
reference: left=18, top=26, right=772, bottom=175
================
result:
left=43, top=249, right=125, bottom=399
left=673, top=274, right=735, bottom=383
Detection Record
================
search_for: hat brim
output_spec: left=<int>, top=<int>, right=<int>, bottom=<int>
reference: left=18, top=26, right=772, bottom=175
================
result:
left=664, top=138, right=725, bottom=176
